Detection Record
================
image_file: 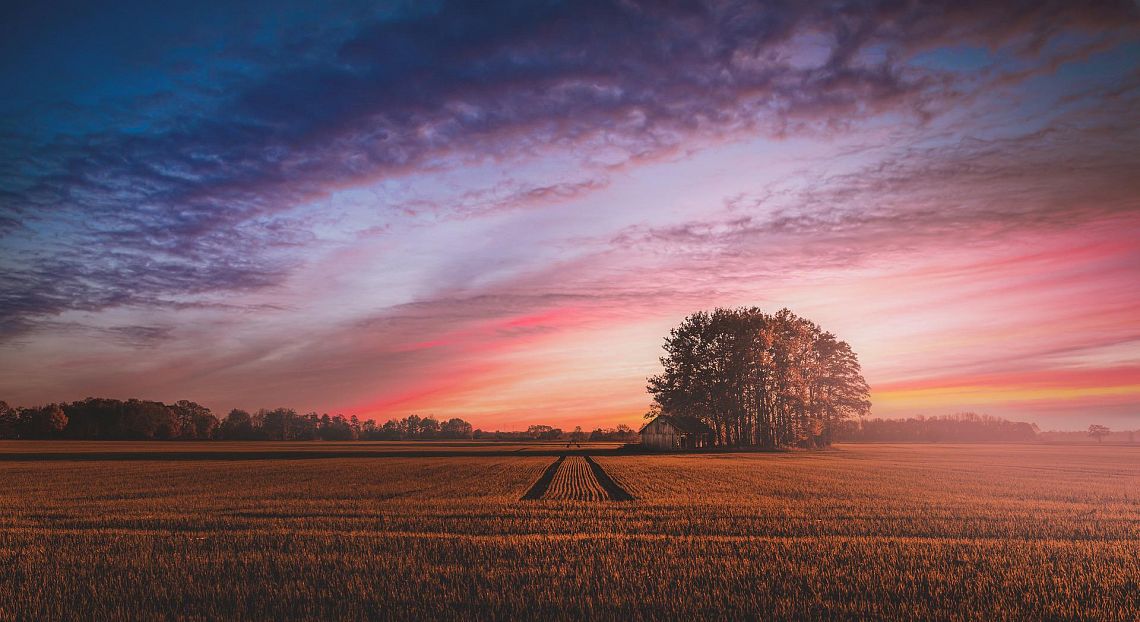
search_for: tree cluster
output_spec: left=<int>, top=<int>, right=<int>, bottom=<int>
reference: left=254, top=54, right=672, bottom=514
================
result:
left=463, top=425, right=636, bottom=443
left=217, top=408, right=368, bottom=440
left=0, top=398, right=474, bottom=442
left=2, top=397, right=641, bottom=444
left=372, top=414, right=474, bottom=440
left=1037, top=427, right=1136, bottom=444
left=0, top=398, right=218, bottom=440
left=469, top=425, right=576, bottom=441
left=588, top=424, right=638, bottom=442
left=833, top=413, right=1038, bottom=442
left=648, top=308, right=871, bottom=448
left=527, top=425, right=564, bottom=440
left=190, top=409, right=477, bottom=441
left=0, top=401, right=68, bottom=439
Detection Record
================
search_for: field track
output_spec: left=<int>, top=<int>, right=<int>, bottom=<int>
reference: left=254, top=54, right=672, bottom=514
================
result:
left=584, top=455, right=634, bottom=501
left=521, top=455, right=565, bottom=499
left=523, top=455, right=634, bottom=501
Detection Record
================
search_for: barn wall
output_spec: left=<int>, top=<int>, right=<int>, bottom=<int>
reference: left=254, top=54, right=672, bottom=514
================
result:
left=640, top=419, right=678, bottom=449
left=642, top=432, right=673, bottom=449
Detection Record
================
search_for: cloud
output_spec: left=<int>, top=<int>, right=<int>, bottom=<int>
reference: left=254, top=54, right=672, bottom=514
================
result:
left=3, top=0, right=1136, bottom=336
left=615, top=112, right=1140, bottom=270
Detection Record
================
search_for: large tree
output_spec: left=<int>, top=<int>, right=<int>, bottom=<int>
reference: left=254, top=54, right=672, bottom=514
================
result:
left=648, top=308, right=870, bottom=448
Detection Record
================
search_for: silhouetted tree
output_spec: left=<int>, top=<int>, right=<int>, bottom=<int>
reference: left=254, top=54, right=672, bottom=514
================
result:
left=292, top=412, right=319, bottom=440
left=171, top=400, right=218, bottom=440
left=588, top=424, right=639, bottom=442
left=61, top=398, right=176, bottom=439
left=649, top=308, right=870, bottom=448
left=404, top=415, right=422, bottom=438
left=1088, top=424, right=1111, bottom=443
left=320, top=414, right=357, bottom=440
left=256, top=408, right=297, bottom=440
left=526, top=425, right=562, bottom=440
left=15, top=404, right=68, bottom=438
left=379, top=419, right=403, bottom=440
left=0, top=401, right=17, bottom=438
left=219, top=409, right=256, bottom=440
left=418, top=416, right=440, bottom=439
left=0, top=397, right=485, bottom=445
left=441, top=417, right=474, bottom=439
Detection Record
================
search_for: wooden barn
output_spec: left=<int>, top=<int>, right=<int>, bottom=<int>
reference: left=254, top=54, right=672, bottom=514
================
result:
left=639, top=415, right=714, bottom=450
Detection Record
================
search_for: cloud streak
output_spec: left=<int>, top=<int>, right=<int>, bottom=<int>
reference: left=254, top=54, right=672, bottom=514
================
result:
left=5, top=1, right=1136, bottom=331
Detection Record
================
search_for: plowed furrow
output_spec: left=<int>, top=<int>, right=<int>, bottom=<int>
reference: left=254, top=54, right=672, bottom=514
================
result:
left=522, top=455, right=636, bottom=502
left=543, top=456, right=608, bottom=501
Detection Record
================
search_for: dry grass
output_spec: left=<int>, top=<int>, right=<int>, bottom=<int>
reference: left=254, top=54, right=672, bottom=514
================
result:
left=0, top=443, right=1137, bottom=620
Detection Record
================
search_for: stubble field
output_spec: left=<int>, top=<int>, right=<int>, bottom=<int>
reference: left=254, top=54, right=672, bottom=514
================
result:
left=1, top=442, right=1137, bottom=620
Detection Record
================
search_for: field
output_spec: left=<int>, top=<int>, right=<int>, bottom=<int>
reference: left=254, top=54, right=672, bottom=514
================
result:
left=1, top=442, right=1137, bottom=620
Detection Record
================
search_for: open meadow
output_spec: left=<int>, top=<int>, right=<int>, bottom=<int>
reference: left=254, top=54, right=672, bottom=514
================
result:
left=1, top=442, right=1137, bottom=620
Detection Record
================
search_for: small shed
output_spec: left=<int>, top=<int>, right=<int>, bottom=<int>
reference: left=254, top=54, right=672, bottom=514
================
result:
left=639, top=415, right=714, bottom=450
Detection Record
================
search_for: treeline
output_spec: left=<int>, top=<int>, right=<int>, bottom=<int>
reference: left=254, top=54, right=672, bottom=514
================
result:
left=0, top=398, right=218, bottom=440
left=216, top=410, right=476, bottom=441
left=472, top=424, right=637, bottom=442
left=0, top=398, right=633, bottom=442
left=0, top=398, right=478, bottom=441
left=1038, top=429, right=1138, bottom=444
left=649, top=308, right=871, bottom=449
left=834, top=413, right=1039, bottom=442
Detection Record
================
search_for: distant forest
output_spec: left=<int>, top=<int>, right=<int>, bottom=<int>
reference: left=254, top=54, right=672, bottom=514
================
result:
left=2, top=397, right=1126, bottom=445
left=834, top=413, right=1039, bottom=443
left=0, top=398, right=637, bottom=442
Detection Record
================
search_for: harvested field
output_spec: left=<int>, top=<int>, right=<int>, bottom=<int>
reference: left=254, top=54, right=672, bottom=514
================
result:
left=1, top=443, right=1137, bottom=620
left=544, top=456, right=609, bottom=501
left=584, top=455, right=635, bottom=501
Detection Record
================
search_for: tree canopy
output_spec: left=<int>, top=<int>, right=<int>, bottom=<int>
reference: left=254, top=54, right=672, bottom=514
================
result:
left=648, top=307, right=870, bottom=448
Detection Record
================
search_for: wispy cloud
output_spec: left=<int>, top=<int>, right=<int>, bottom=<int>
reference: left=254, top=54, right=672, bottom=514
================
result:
left=4, top=1, right=1135, bottom=333
left=616, top=117, right=1140, bottom=269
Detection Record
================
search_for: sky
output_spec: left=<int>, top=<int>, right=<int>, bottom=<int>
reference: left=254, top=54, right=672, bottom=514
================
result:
left=1, top=1, right=1138, bottom=431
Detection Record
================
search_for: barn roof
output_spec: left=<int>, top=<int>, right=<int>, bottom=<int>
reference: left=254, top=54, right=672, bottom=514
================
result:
left=639, top=414, right=714, bottom=435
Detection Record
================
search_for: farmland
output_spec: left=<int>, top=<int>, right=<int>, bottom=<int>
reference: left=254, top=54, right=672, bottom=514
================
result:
left=1, top=443, right=1137, bottom=620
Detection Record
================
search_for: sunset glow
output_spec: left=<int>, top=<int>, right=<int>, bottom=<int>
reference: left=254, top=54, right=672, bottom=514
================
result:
left=1, top=2, right=1138, bottom=430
